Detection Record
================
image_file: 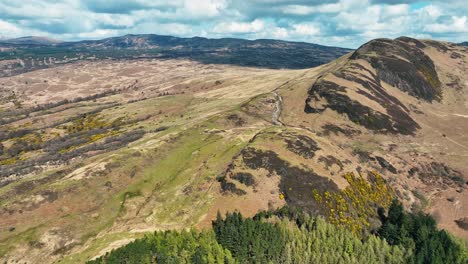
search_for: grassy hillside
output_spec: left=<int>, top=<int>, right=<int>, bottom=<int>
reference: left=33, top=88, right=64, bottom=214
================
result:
left=0, top=37, right=467, bottom=263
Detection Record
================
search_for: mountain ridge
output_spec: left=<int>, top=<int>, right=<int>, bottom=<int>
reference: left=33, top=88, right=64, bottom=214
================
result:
left=2, top=34, right=351, bottom=49
left=1, top=36, right=63, bottom=45
left=0, top=36, right=466, bottom=263
left=0, top=34, right=353, bottom=78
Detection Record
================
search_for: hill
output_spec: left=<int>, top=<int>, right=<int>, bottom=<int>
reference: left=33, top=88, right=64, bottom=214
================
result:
left=0, top=34, right=352, bottom=78
left=1, top=36, right=62, bottom=45
left=0, top=36, right=467, bottom=263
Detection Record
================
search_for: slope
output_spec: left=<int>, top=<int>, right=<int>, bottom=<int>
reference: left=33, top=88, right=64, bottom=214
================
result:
left=0, top=37, right=467, bottom=263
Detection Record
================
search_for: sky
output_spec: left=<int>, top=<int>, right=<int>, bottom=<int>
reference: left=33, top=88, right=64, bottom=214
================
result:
left=0, top=0, right=467, bottom=48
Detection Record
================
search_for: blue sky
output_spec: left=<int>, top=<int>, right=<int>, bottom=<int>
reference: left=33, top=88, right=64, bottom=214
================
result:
left=0, top=0, right=467, bottom=48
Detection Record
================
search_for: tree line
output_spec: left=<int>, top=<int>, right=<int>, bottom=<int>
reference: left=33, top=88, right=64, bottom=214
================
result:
left=88, top=202, right=467, bottom=263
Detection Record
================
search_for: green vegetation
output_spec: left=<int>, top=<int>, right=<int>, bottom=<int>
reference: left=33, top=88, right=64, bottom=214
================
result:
left=312, top=172, right=393, bottom=235
left=88, top=204, right=467, bottom=263
left=379, top=200, right=466, bottom=264
left=87, top=230, right=234, bottom=264
left=271, top=207, right=409, bottom=263
left=416, top=59, right=441, bottom=95
left=65, top=113, right=112, bottom=133
left=213, top=211, right=285, bottom=263
left=0, top=36, right=351, bottom=79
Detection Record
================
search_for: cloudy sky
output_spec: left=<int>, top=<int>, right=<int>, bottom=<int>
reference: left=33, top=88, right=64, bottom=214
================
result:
left=0, top=0, right=467, bottom=48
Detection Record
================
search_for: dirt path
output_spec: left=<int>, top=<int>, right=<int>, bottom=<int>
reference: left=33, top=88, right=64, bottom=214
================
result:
left=272, top=92, right=283, bottom=126
left=428, top=110, right=468, bottom=118
left=453, top=113, right=468, bottom=118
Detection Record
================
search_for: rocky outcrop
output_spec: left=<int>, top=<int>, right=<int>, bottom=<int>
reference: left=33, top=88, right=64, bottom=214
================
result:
left=305, top=79, right=420, bottom=135
left=304, top=37, right=444, bottom=135
left=350, top=37, right=441, bottom=102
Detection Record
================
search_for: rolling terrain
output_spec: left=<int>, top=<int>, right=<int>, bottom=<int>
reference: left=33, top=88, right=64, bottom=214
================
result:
left=0, top=36, right=63, bottom=45
left=0, top=36, right=467, bottom=263
left=0, top=34, right=352, bottom=78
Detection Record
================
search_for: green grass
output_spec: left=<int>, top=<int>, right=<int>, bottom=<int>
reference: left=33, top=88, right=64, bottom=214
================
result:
left=0, top=225, right=43, bottom=258
left=0, top=74, right=272, bottom=262
left=127, top=125, right=245, bottom=224
left=57, top=116, right=249, bottom=262
left=412, top=189, right=430, bottom=210
left=59, top=232, right=142, bottom=264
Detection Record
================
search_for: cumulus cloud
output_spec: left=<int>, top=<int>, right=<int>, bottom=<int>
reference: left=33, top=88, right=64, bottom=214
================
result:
left=0, top=20, right=26, bottom=36
left=282, top=3, right=341, bottom=15
left=424, top=16, right=468, bottom=34
left=82, top=0, right=153, bottom=14
left=292, top=24, right=321, bottom=36
left=0, top=0, right=467, bottom=48
left=213, top=19, right=264, bottom=34
left=183, top=0, right=227, bottom=18
left=272, top=27, right=289, bottom=38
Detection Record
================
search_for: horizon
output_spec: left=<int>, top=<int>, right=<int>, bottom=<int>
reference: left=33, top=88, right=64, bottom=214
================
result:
left=1, top=33, right=464, bottom=50
left=0, top=1, right=467, bottom=49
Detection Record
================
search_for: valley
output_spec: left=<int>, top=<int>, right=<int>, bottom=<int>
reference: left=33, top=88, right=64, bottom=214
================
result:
left=0, top=36, right=467, bottom=263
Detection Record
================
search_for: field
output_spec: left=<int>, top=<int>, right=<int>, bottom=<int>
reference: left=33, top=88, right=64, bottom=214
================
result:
left=0, top=59, right=313, bottom=262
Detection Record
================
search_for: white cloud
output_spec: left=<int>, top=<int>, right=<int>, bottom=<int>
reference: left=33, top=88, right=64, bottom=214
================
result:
left=282, top=3, right=341, bottom=15
left=339, top=0, right=370, bottom=10
left=183, top=0, right=227, bottom=18
left=0, top=0, right=467, bottom=47
left=317, top=3, right=342, bottom=13
left=272, top=27, right=289, bottom=38
left=71, top=29, right=119, bottom=39
left=0, top=0, right=80, bottom=19
left=131, top=22, right=193, bottom=36
left=424, top=16, right=468, bottom=33
left=282, top=5, right=315, bottom=15
left=213, top=19, right=264, bottom=34
left=0, top=20, right=25, bottom=36
left=93, top=13, right=136, bottom=28
left=382, top=4, right=409, bottom=18
left=420, top=5, right=441, bottom=19
left=292, top=24, right=320, bottom=36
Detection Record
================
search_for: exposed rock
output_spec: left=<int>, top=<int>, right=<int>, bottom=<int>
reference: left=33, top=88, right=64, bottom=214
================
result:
left=375, top=156, right=397, bottom=174
left=240, top=147, right=338, bottom=212
left=318, top=155, right=344, bottom=172
left=455, top=217, right=468, bottom=230
left=351, top=37, right=441, bottom=102
left=219, top=177, right=246, bottom=196
left=231, top=172, right=255, bottom=186
left=280, top=132, right=320, bottom=159
left=304, top=37, right=442, bottom=135
left=305, top=80, right=415, bottom=134
left=408, top=162, right=464, bottom=187
left=319, top=123, right=361, bottom=137
left=226, top=114, right=246, bottom=126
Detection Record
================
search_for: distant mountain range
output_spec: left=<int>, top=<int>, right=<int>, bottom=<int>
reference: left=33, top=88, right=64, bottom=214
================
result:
left=62, top=34, right=354, bottom=68
left=0, top=34, right=353, bottom=77
left=1, top=36, right=63, bottom=45
left=459, top=42, right=468, bottom=46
